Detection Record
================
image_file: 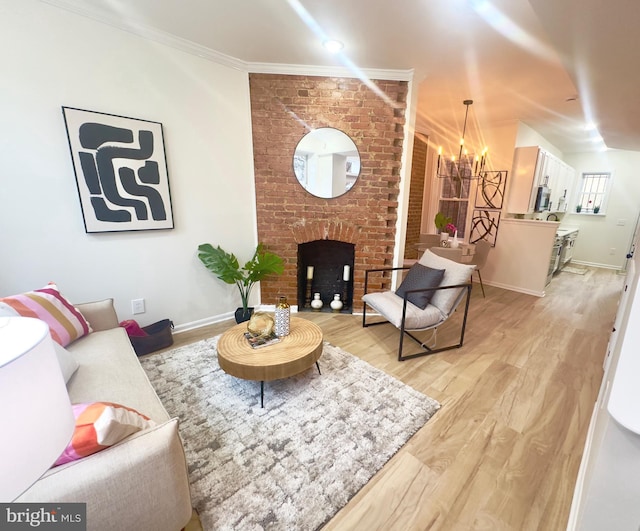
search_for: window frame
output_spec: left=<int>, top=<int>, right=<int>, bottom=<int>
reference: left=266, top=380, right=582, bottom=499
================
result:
left=574, top=171, right=612, bottom=215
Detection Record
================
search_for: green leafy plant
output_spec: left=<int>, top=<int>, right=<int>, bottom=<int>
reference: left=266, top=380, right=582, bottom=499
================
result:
left=576, top=205, right=582, bottom=213
left=197, top=243, right=284, bottom=312
left=434, top=212, right=453, bottom=232
left=593, top=205, right=600, bottom=214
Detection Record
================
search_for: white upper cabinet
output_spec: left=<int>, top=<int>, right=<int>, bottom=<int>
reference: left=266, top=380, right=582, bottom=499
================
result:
left=507, top=146, right=576, bottom=214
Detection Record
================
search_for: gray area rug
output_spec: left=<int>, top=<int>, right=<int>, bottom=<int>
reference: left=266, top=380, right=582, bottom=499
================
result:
left=141, top=336, right=440, bottom=530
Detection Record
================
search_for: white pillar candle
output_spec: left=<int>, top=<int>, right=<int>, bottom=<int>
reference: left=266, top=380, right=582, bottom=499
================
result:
left=343, top=265, right=350, bottom=281
left=306, top=266, right=314, bottom=280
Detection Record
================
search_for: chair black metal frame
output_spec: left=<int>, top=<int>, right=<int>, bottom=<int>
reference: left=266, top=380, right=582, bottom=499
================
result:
left=362, top=266, right=473, bottom=361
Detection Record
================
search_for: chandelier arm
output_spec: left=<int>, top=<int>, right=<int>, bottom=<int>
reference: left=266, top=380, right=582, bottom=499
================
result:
left=437, top=99, right=485, bottom=183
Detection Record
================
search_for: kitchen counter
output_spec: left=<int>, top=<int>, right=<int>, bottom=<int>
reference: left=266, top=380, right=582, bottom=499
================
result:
left=556, top=226, right=579, bottom=238
left=482, top=218, right=559, bottom=296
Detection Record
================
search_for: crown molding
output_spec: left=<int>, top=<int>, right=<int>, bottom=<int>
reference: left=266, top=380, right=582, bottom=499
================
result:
left=247, top=62, right=414, bottom=82
left=42, top=0, right=413, bottom=82
left=41, top=0, right=247, bottom=71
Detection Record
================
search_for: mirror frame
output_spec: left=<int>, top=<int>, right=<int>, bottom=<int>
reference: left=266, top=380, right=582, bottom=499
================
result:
left=292, top=127, right=361, bottom=199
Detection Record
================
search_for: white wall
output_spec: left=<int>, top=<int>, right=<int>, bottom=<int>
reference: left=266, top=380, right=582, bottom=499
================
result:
left=564, top=150, right=640, bottom=269
left=0, top=1, right=258, bottom=328
left=515, top=121, right=563, bottom=158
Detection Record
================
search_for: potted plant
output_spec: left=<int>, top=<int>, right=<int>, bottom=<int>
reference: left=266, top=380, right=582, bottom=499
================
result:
left=434, top=212, right=453, bottom=234
left=197, top=242, right=284, bottom=323
left=594, top=205, right=600, bottom=214
left=576, top=205, right=582, bottom=213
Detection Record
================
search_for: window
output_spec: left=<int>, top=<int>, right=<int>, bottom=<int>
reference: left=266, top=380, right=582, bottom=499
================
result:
left=437, top=162, right=471, bottom=238
left=576, top=172, right=610, bottom=214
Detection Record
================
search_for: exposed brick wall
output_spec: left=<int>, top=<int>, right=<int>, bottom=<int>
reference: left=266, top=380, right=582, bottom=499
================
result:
left=249, top=73, right=408, bottom=309
left=405, top=133, right=428, bottom=259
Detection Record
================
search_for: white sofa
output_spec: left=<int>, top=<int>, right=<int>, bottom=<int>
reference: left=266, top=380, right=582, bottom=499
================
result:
left=15, top=299, right=192, bottom=531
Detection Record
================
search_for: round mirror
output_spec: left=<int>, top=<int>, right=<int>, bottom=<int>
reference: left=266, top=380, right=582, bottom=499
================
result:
left=293, top=127, right=361, bottom=198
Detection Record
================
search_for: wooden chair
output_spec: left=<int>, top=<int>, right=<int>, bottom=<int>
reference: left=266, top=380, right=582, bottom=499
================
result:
left=362, top=250, right=475, bottom=361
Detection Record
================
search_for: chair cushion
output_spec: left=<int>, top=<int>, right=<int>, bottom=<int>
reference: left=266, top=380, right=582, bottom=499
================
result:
left=396, top=263, right=445, bottom=309
left=418, top=250, right=475, bottom=315
left=363, top=291, right=445, bottom=330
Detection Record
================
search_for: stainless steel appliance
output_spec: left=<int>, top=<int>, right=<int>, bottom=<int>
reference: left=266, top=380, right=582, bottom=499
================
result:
left=560, top=231, right=578, bottom=268
left=535, top=184, right=551, bottom=212
left=547, top=235, right=563, bottom=284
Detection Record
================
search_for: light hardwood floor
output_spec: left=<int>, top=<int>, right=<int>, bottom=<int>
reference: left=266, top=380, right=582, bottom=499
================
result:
left=174, top=266, right=624, bottom=530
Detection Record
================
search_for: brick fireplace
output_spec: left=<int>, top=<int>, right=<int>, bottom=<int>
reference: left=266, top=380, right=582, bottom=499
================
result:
left=249, top=73, right=408, bottom=310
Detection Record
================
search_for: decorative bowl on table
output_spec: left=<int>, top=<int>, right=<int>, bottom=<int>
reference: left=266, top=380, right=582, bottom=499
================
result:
left=247, top=311, right=275, bottom=338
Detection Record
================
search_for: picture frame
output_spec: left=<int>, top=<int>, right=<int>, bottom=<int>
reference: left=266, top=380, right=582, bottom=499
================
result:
left=62, top=107, right=174, bottom=233
left=475, top=170, right=507, bottom=209
left=470, top=209, right=501, bottom=246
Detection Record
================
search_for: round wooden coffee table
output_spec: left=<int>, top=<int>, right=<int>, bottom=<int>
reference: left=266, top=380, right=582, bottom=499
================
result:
left=217, top=316, right=323, bottom=407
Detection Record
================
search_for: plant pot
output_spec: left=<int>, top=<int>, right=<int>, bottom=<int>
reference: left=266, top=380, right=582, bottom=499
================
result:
left=234, top=307, right=254, bottom=324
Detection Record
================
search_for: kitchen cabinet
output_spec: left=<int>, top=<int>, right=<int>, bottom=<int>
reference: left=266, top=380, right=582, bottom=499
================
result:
left=507, top=146, right=576, bottom=214
left=549, top=160, right=576, bottom=213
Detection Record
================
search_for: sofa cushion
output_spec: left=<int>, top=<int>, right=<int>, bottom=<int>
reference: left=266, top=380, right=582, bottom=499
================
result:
left=0, top=283, right=91, bottom=346
left=396, top=263, right=445, bottom=309
left=21, top=419, right=193, bottom=531
left=75, top=298, right=119, bottom=332
left=53, top=343, right=79, bottom=384
left=54, top=402, right=155, bottom=466
left=67, top=327, right=171, bottom=423
left=418, top=250, right=475, bottom=315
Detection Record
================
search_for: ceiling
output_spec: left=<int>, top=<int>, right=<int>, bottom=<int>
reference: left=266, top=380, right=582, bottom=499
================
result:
left=49, top=0, right=640, bottom=153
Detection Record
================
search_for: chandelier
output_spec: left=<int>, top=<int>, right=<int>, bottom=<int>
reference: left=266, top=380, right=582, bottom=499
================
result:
left=436, top=99, right=488, bottom=181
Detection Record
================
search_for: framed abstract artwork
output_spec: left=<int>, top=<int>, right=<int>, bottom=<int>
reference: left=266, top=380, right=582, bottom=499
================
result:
left=62, top=107, right=174, bottom=233
left=470, top=170, right=508, bottom=246
left=470, top=209, right=501, bottom=246
left=474, top=170, right=507, bottom=209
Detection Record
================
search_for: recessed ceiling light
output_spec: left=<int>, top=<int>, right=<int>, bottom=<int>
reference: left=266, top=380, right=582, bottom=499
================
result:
left=323, top=39, right=344, bottom=53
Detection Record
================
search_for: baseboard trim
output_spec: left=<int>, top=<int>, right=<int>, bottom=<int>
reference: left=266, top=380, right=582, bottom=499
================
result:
left=172, top=305, right=301, bottom=334
left=481, top=280, right=545, bottom=297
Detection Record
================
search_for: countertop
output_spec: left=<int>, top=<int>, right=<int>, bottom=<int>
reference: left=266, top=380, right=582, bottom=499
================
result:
left=556, top=227, right=579, bottom=238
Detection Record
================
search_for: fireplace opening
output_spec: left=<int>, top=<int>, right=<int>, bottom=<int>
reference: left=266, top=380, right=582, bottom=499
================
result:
left=298, top=240, right=355, bottom=313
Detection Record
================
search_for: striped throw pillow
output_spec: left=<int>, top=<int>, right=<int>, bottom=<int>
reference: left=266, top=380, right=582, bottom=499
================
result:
left=0, top=283, right=92, bottom=346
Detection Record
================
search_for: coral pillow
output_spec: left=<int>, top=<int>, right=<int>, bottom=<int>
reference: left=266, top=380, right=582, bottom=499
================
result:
left=0, top=283, right=91, bottom=346
left=54, top=402, right=155, bottom=467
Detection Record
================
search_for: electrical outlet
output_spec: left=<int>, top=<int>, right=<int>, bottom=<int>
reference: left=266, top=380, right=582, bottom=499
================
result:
left=131, top=298, right=145, bottom=314
left=617, top=219, right=626, bottom=226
